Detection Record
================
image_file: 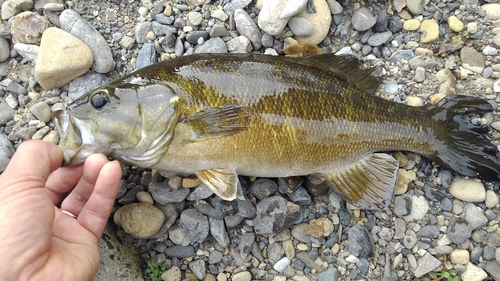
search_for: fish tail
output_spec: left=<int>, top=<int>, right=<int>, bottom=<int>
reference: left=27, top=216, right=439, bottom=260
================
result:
left=429, top=95, right=500, bottom=181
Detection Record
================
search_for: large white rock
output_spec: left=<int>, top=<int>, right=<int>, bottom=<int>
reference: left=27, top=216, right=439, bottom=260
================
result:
left=449, top=178, right=486, bottom=202
left=258, top=0, right=308, bottom=36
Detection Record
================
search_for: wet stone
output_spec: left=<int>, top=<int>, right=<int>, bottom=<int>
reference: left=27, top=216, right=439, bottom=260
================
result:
left=348, top=225, right=374, bottom=258
left=136, top=43, right=156, bottom=69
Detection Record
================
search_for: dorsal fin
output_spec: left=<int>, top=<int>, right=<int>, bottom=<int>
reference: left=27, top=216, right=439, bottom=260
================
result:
left=295, top=54, right=380, bottom=94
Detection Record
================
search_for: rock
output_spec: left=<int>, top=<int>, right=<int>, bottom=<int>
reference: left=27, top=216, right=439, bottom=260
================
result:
left=348, top=225, right=374, bottom=258
left=450, top=249, right=469, bottom=265
left=449, top=178, right=486, bottom=202
left=403, top=196, right=429, bottom=222
left=164, top=245, right=195, bottom=258
left=13, top=43, right=38, bottom=63
left=447, top=218, right=472, bottom=244
left=395, top=169, right=415, bottom=195
left=447, top=16, right=464, bottom=32
left=179, top=208, right=209, bottom=243
left=150, top=181, right=190, bottom=205
left=351, top=7, right=376, bottom=31
left=485, top=190, right=499, bottom=208
left=161, top=266, right=181, bottom=281
left=288, top=17, right=314, bottom=36
left=232, top=271, right=252, bottom=281
left=463, top=203, right=488, bottom=230
left=485, top=261, right=500, bottom=281
left=406, top=0, right=424, bottom=15
left=195, top=37, right=228, bottom=53
left=460, top=46, right=485, bottom=74
left=413, top=252, right=441, bottom=278
left=403, top=18, right=420, bottom=31
left=239, top=232, right=255, bottom=259
left=115, top=203, right=165, bottom=238
left=251, top=178, right=278, bottom=200
left=35, top=27, right=93, bottom=91
left=257, top=0, right=308, bottom=36
left=0, top=134, right=15, bottom=172
left=293, top=0, right=332, bottom=45
left=189, top=260, right=206, bottom=280
left=326, top=0, right=342, bottom=14
left=209, top=217, right=230, bottom=247
left=120, top=36, right=135, bottom=49
left=273, top=257, right=290, bottom=273
left=187, top=11, right=203, bottom=26
left=211, top=9, right=228, bottom=21
left=136, top=43, right=156, bottom=69
left=367, top=31, right=392, bottom=46
left=482, top=3, right=500, bottom=20
left=223, top=0, right=252, bottom=15
left=2, top=0, right=33, bottom=20
left=11, top=11, right=50, bottom=45
left=0, top=37, right=10, bottom=62
left=462, top=262, right=488, bottom=281
left=419, top=19, right=439, bottom=44
left=304, top=217, right=334, bottom=238
left=315, top=266, right=338, bottom=281
left=253, top=196, right=299, bottom=234
left=29, top=102, right=51, bottom=122
left=186, top=183, right=214, bottom=200
left=418, top=225, right=439, bottom=239
left=234, top=9, right=262, bottom=50
left=68, top=72, right=109, bottom=100
left=60, top=9, right=115, bottom=73
left=226, top=36, right=252, bottom=53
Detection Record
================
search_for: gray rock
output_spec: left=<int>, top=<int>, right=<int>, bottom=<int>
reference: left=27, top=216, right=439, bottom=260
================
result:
left=0, top=37, right=10, bottom=62
left=367, top=31, right=392, bottom=46
left=413, top=252, right=441, bottom=278
left=291, top=223, right=312, bottom=243
left=315, top=266, right=338, bottom=281
left=485, top=261, right=500, bottom=281
left=209, top=24, right=229, bottom=37
left=440, top=197, right=452, bottom=211
left=29, top=102, right=52, bottom=123
left=239, top=232, right=255, bottom=259
left=186, top=31, right=209, bottom=45
left=165, top=245, right=195, bottom=258
left=212, top=196, right=239, bottom=216
left=195, top=37, right=228, bottom=53
left=7, top=81, right=27, bottom=95
left=447, top=218, right=472, bottom=244
left=261, top=33, right=274, bottom=48
left=211, top=9, right=228, bottom=21
left=352, top=7, right=376, bottom=31
left=470, top=246, right=483, bottom=263
left=209, top=217, right=230, bottom=247
left=194, top=201, right=222, bottom=219
left=226, top=36, right=252, bottom=53
left=150, top=181, right=190, bottom=205
left=68, top=72, right=109, bottom=100
left=186, top=183, right=214, bottom=200
left=189, top=260, right=206, bottom=280
left=152, top=21, right=176, bottom=36
left=483, top=246, right=496, bottom=260
left=257, top=0, right=308, bottom=36
left=174, top=36, right=184, bottom=57
left=158, top=33, right=176, bottom=53
left=406, top=0, right=424, bottom=15
left=288, top=17, right=314, bottom=37
left=235, top=196, right=256, bottom=218
left=155, top=13, right=173, bottom=25
left=136, top=43, right=156, bottom=69
left=268, top=242, right=284, bottom=263
left=253, top=196, right=299, bottom=234
left=150, top=202, right=183, bottom=239
left=13, top=43, right=38, bottom=63
left=348, top=225, right=374, bottom=258
left=224, top=0, right=252, bottom=15
left=460, top=46, right=485, bottom=74
left=463, top=203, right=488, bottom=230
left=418, top=225, right=440, bottom=239
left=209, top=251, right=223, bottom=264
left=394, top=195, right=411, bottom=217
left=251, top=178, right=278, bottom=200
left=0, top=134, right=14, bottom=172
left=1, top=0, right=33, bottom=20
left=60, top=9, right=115, bottom=73
left=286, top=186, right=312, bottom=205
left=134, top=22, right=153, bottom=44
left=179, top=208, right=209, bottom=243
left=234, top=9, right=262, bottom=50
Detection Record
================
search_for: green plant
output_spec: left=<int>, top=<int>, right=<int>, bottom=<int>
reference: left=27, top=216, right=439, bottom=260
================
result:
left=435, top=269, right=459, bottom=281
left=146, top=261, right=167, bottom=281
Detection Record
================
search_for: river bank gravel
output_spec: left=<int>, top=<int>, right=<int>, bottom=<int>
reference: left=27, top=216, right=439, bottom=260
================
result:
left=0, top=0, right=499, bottom=280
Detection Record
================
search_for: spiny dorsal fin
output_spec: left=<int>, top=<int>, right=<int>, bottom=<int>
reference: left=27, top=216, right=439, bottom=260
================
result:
left=196, top=168, right=239, bottom=201
left=182, top=105, right=250, bottom=141
left=296, top=54, right=380, bottom=94
left=317, top=153, right=398, bottom=210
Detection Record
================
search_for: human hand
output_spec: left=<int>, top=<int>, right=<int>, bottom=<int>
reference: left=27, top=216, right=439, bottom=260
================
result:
left=0, top=140, right=122, bottom=281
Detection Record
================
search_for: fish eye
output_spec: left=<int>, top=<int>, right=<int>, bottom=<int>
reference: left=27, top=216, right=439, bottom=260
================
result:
left=91, top=91, right=108, bottom=110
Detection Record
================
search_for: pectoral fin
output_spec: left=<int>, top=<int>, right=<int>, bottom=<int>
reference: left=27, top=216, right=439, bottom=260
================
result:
left=317, top=153, right=398, bottom=210
left=182, top=105, right=250, bottom=141
left=196, top=168, right=240, bottom=201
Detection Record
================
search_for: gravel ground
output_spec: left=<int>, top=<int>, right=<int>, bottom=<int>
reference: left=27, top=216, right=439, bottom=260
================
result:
left=0, top=0, right=500, bottom=280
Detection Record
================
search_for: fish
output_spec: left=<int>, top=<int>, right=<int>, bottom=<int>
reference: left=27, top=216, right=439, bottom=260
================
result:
left=53, top=53, right=500, bottom=210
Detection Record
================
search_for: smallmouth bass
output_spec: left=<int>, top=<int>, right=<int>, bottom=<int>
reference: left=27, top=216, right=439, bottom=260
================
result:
left=53, top=54, right=500, bottom=210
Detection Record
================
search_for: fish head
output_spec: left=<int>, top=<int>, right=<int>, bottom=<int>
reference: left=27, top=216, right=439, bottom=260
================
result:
left=54, top=80, right=182, bottom=167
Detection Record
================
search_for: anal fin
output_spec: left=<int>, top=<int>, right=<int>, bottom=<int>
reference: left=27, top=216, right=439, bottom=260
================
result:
left=196, top=168, right=240, bottom=201
left=317, top=153, right=398, bottom=210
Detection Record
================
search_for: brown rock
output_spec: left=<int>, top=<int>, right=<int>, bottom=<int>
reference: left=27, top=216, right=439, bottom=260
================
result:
left=294, top=0, right=332, bottom=45
left=303, top=217, right=334, bottom=238
left=11, top=11, right=50, bottom=45
left=35, top=27, right=93, bottom=90
left=115, top=203, right=165, bottom=238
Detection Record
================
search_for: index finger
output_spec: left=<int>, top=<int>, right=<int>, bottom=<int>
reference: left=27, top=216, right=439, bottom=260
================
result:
left=1, top=141, right=64, bottom=194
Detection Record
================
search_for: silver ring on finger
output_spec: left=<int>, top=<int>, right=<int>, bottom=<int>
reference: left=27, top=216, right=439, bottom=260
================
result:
left=60, top=209, right=78, bottom=219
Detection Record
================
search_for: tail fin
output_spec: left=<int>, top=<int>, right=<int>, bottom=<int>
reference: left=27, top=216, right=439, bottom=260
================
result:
left=429, top=95, right=500, bottom=182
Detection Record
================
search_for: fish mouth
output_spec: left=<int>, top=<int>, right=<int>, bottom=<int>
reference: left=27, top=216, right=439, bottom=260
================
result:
left=53, top=109, right=94, bottom=166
